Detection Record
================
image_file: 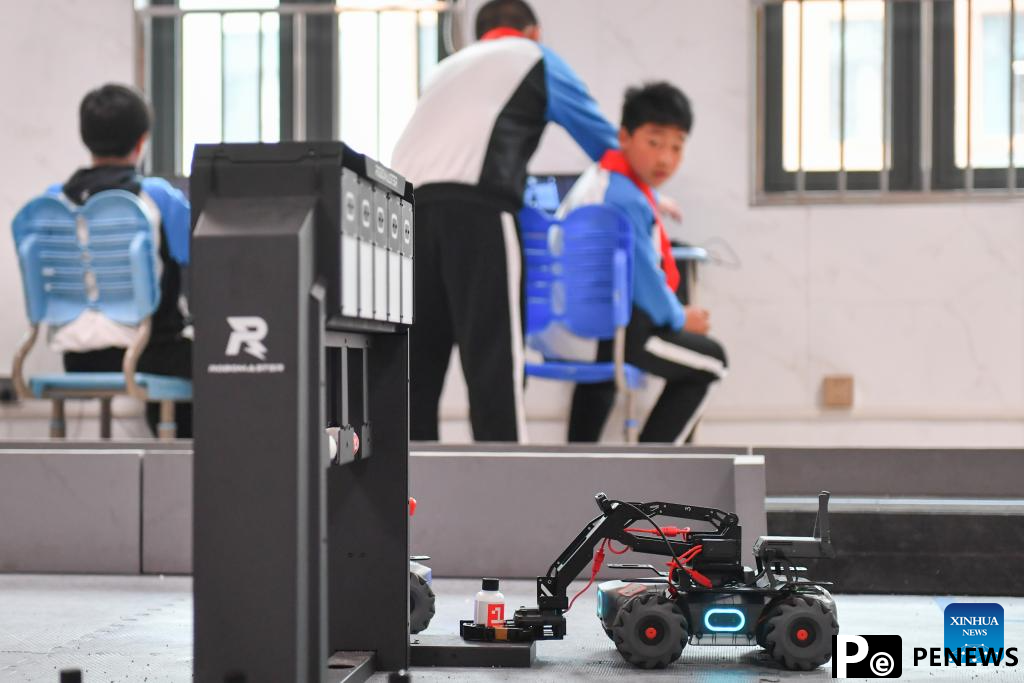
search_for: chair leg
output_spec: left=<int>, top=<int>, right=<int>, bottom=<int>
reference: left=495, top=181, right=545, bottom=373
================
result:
left=99, top=398, right=113, bottom=439
left=157, top=400, right=176, bottom=441
left=623, top=390, right=639, bottom=444
left=50, top=399, right=66, bottom=439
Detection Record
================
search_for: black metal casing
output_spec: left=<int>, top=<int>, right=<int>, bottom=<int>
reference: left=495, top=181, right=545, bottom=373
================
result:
left=191, top=142, right=413, bottom=682
left=190, top=141, right=414, bottom=318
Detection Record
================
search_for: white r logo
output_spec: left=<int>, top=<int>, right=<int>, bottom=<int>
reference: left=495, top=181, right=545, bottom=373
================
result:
left=225, top=316, right=269, bottom=360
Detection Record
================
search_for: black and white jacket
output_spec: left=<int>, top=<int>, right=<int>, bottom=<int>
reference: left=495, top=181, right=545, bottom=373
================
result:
left=391, top=34, right=618, bottom=209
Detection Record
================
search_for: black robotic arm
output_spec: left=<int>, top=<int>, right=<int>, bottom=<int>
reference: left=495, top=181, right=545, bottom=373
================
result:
left=537, top=493, right=740, bottom=611
left=462, top=493, right=744, bottom=641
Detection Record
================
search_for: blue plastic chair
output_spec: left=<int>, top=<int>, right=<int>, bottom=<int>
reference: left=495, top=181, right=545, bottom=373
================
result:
left=520, top=204, right=644, bottom=442
left=11, top=190, right=192, bottom=439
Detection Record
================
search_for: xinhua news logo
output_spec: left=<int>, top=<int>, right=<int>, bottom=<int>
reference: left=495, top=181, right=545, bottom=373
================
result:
left=832, top=635, right=902, bottom=678
left=944, top=603, right=1004, bottom=664
left=907, top=602, right=1019, bottom=668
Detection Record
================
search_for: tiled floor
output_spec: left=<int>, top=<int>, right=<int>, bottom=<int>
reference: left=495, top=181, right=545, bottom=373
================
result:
left=0, top=575, right=1021, bottom=681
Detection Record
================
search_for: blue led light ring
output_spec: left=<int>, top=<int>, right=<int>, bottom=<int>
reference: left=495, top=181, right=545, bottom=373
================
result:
left=704, top=607, right=746, bottom=633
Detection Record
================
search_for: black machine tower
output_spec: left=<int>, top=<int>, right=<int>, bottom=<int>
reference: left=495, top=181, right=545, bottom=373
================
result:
left=191, top=141, right=414, bottom=682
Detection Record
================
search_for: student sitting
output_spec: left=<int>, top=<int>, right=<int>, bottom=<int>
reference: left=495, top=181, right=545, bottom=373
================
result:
left=46, top=83, right=192, bottom=437
left=531, top=82, right=727, bottom=444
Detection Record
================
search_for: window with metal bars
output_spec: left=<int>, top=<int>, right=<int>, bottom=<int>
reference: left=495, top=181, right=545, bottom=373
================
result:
left=135, top=0, right=452, bottom=177
left=757, top=0, right=1024, bottom=200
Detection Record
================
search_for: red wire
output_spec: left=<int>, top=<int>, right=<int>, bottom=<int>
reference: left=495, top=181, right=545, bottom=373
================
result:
left=567, top=533, right=707, bottom=611
left=567, top=540, right=607, bottom=612
left=680, top=545, right=702, bottom=562
left=607, top=539, right=630, bottom=555
left=624, top=526, right=691, bottom=539
left=666, top=545, right=712, bottom=589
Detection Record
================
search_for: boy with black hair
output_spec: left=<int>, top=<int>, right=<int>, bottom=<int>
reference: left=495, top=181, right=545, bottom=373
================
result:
left=47, top=83, right=192, bottom=438
left=475, top=0, right=540, bottom=39
left=533, top=81, right=728, bottom=444
left=392, top=0, right=621, bottom=442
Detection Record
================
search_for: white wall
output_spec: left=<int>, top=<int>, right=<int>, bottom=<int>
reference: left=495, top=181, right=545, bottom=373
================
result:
left=2, top=0, right=1021, bottom=446
left=0, top=0, right=143, bottom=437
left=438, top=0, right=1024, bottom=447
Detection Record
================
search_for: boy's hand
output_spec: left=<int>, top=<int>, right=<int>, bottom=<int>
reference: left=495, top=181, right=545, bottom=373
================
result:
left=658, top=195, right=683, bottom=223
left=683, top=306, right=710, bottom=335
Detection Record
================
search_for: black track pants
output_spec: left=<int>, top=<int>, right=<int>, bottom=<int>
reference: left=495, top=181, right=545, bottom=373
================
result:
left=567, top=308, right=727, bottom=443
left=410, top=198, right=525, bottom=442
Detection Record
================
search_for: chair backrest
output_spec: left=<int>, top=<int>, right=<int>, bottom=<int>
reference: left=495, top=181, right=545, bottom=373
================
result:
left=520, top=204, right=634, bottom=340
left=12, top=190, right=160, bottom=327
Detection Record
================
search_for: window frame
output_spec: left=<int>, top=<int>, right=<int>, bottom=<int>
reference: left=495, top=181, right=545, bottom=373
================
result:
left=759, top=1, right=923, bottom=198
left=143, top=0, right=453, bottom=177
left=930, top=0, right=1024, bottom=190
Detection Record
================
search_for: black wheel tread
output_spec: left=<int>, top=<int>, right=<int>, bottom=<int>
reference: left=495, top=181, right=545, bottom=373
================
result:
left=610, top=593, right=688, bottom=669
left=409, top=572, right=436, bottom=634
left=761, top=594, right=838, bottom=671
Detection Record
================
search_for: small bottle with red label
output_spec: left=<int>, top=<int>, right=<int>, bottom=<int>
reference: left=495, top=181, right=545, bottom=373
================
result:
left=473, top=578, right=505, bottom=627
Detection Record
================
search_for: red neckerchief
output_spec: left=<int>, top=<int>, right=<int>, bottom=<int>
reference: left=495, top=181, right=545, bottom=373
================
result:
left=599, top=149, right=681, bottom=292
left=480, top=27, right=528, bottom=41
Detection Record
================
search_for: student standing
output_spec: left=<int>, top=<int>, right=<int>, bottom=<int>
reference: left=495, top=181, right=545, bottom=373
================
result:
left=392, top=0, right=618, bottom=442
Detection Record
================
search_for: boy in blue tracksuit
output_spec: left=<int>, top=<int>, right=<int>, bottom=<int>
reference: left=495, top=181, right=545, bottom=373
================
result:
left=47, top=84, right=192, bottom=437
left=533, top=82, right=728, bottom=443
